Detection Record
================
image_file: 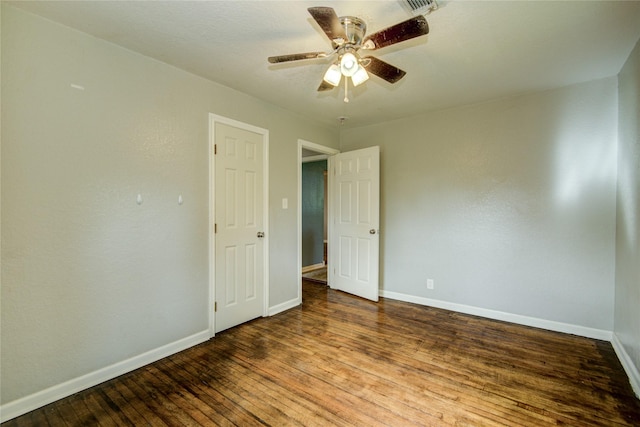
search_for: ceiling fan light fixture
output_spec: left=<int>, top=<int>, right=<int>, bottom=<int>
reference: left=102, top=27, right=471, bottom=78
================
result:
left=351, top=66, right=369, bottom=87
left=323, top=64, right=342, bottom=86
left=268, top=7, right=431, bottom=97
left=340, top=52, right=359, bottom=77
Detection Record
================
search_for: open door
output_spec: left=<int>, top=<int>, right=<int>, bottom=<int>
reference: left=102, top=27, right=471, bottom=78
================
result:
left=329, top=146, right=380, bottom=301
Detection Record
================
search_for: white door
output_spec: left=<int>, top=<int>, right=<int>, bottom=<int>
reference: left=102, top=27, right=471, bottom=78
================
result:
left=214, top=121, right=267, bottom=333
left=330, top=146, right=380, bottom=301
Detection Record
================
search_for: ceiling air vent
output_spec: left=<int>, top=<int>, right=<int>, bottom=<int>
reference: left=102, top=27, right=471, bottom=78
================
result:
left=402, top=0, right=438, bottom=15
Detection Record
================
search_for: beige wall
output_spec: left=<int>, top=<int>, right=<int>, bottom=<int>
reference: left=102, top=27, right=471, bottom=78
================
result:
left=615, top=37, right=640, bottom=390
left=340, top=78, right=618, bottom=331
left=1, top=5, right=338, bottom=405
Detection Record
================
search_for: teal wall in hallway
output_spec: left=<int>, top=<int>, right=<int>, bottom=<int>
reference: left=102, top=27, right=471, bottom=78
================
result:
left=302, top=160, right=327, bottom=267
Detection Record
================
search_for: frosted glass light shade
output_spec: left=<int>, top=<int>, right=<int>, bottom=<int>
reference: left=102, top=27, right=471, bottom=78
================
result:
left=340, top=52, right=358, bottom=77
left=323, top=64, right=342, bottom=86
left=351, top=66, right=369, bottom=86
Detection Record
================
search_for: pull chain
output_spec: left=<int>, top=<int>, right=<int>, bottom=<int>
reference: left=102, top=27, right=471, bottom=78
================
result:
left=344, top=78, right=349, bottom=103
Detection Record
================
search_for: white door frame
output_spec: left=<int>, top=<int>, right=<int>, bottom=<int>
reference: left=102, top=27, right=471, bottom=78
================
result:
left=297, top=139, right=339, bottom=302
left=209, top=114, right=269, bottom=337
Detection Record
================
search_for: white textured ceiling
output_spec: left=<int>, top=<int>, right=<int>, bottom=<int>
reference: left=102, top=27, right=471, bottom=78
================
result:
left=9, top=0, right=640, bottom=128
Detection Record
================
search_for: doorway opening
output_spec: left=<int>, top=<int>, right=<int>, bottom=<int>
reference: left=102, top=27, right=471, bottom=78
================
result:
left=297, top=140, right=339, bottom=300
left=301, top=160, right=328, bottom=284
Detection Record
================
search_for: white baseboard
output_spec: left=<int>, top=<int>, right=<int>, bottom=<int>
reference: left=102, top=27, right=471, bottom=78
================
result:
left=0, top=330, right=210, bottom=423
left=380, top=290, right=613, bottom=341
left=302, top=263, right=325, bottom=274
left=268, top=297, right=301, bottom=316
left=611, top=333, right=640, bottom=398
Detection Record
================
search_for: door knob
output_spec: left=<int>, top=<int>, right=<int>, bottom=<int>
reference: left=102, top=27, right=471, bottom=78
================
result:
left=369, top=229, right=376, bottom=235
left=257, top=232, right=265, bottom=238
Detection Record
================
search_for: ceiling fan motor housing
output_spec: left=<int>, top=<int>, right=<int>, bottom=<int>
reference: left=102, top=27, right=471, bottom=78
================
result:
left=337, top=16, right=367, bottom=47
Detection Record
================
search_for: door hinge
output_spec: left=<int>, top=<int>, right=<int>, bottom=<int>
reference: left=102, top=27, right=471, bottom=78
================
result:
left=215, top=223, right=217, bottom=233
left=214, top=144, right=217, bottom=155
left=214, top=301, right=217, bottom=312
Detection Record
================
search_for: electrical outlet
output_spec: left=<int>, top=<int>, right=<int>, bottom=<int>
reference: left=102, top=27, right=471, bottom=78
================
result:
left=427, top=279, right=434, bottom=290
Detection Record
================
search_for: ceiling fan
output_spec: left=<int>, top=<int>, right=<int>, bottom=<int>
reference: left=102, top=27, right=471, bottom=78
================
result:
left=268, top=7, right=429, bottom=100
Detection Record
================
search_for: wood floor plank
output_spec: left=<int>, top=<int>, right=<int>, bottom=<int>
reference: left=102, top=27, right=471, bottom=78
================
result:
left=231, top=332, right=432, bottom=425
left=249, top=309, right=560, bottom=426
left=16, top=410, right=51, bottom=427
left=3, top=281, right=639, bottom=426
left=62, top=394, right=100, bottom=426
left=116, top=375, right=171, bottom=427
left=161, top=352, right=267, bottom=426
left=168, top=346, right=307, bottom=427
left=294, top=290, right=624, bottom=424
left=79, top=392, right=124, bottom=427
left=213, top=344, right=385, bottom=425
left=46, top=399, right=79, bottom=427
left=255, top=310, right=568, bottom=422
left=182, top=351, right=340, bottom=426
left=292, top=308, right=544, bottom=424
left=131, top=365, right=204, bottom=427
left=143, top=362, right=225, bottom=426
left=92, top=387, right=136, bottom=426
left=182, top=348, right=350, bottom=427
left=99, top=382, right=146, bottom=426
left=241, top=322, right=460, bottom=422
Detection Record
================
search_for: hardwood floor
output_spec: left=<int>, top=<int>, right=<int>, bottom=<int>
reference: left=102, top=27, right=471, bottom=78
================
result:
left=4, top=281, right=639, bottom=426
left=301, top=266, right=327, bottom=284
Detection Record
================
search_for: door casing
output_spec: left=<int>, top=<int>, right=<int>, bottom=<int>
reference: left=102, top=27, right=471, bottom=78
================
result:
left=297, top=139, right=339, bottom=303
left=209, top=114, right=269, bottom=337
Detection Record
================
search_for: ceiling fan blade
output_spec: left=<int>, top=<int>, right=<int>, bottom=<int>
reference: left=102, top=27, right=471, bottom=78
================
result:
left=307, top=7, right=348, bottom=45
left=317, top=80, right=335, bottom=92
left=362, top=16, right=429, bottom=50
left=268, top=52, right=328, bottom=64
left=362, top=56, right=406, bottom=84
